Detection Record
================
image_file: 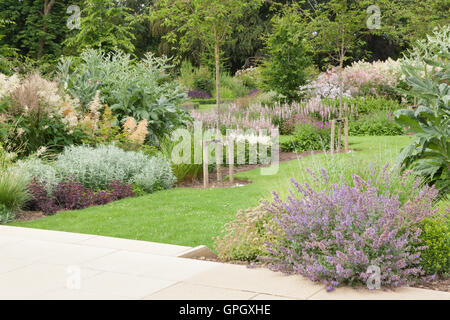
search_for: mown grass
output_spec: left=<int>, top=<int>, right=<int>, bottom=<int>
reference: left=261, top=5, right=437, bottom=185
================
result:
left=13, top=136, right=414, bottom=249
left=198, top=104, right=217, bottom=112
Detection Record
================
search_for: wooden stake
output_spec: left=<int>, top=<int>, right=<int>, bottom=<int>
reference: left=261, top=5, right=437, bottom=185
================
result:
left=337, top=121, right=342, bottom=153
left=344, top=117, right=349, bottom=153
left=203, top=141, right=209, bottom=189
left=228, top=138, right=234, bottom=184
left=216, top=140, right=222, bottom=183
left=330, top=119, right=336, bottom=154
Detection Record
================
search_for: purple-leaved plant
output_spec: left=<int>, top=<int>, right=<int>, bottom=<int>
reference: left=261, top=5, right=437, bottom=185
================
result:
left=264, top=170, right=438, bottom=290
left=108, top=180, right=134, bottom=200
left=26, top=178, right=59, bottom=215
left=54, top=180, right=94, bottom=210
left=27, top=179, right=135, bottom=214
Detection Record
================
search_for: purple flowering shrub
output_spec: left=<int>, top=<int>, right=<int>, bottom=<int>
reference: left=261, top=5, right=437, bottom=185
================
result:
left=264, top=170, right=439, bottom=290
left=26, top=179, right=134, bottom=215
left=188, top=90, right=212, bottom=99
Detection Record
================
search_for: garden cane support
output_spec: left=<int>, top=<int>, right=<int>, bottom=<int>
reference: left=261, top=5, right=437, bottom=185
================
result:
left=228, top=137, right=234, bottom=184
left=330, top=119, right=336, bottom=154
left=344, top=117, right=349, bottom=153
left=216, top=140, right=223, bottom=183
left=203, top=139, right=223, bottom=188
left=203, top=141, right=209, bottom=189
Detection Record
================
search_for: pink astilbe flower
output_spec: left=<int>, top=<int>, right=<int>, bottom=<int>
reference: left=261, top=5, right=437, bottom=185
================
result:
left=190, top=99, right=349, bottom=132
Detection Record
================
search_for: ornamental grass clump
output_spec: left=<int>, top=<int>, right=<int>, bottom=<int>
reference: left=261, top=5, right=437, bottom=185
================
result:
left=264, top=169, right=439, bottom=290
left=214, top=203, right=275, bottom=262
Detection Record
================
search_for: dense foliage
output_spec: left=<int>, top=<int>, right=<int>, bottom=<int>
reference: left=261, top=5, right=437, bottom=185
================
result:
left=349, top=112, right=404, bottom=136
left=58, top=49, right=190, bottom=143
left=395, top=27, right=450, bottom=193
left=417, top=213, right=450, bottom=275
left=281, top=121, right=333, bottom=153
left=261, top=7, right=311, bottom=101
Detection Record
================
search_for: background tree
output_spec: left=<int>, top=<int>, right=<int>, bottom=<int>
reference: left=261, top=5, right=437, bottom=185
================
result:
left=64, top=0, right=136, bottom=54
left=297, top=0, right=372, bottom=149
left=261, top=7, right=312, bottom=102
left=150, top=0, right=263, bottom=114
left=0, top=19, right=14, bottom=56
left=0, top=0, right=80, bottom=62
left=151, top=0, right=263, bottom=181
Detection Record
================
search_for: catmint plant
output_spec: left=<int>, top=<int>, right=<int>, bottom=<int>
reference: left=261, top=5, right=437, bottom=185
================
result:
left=264, top=169, right=439, bottom=290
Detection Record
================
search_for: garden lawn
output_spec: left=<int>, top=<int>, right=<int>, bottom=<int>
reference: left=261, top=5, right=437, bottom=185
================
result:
left=13, top=136, right=413, bottom=249
left=199, top=104, right=217, bottom=112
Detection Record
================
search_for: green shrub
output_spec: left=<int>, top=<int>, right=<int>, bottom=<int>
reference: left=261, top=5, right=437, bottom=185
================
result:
left=349, top=111, right=404, bottom=136
left=418, top=213, right=450, bottom=275
left=52, top=145, right=176, bottom=192
left=350, top=96, right=403, bottom=115
left=58, top=49, right=190, bottom=143
left=261, top=7, right=312, bottom=101
left=190, top=98, right=217, bottom=105
left=235, top=66, right=262, bottom=90
left=395, top=53, right=449, bottom=193
left=15, top=158, right=60, bottom=193
left=6, top=112, right=86, bottom=157
left=219, top=72, right=249, bottom=98
left=190, top=98, right=235, bottom=105
left=192, top=66, right=214, bottom=94
left=251, top=90, right=284, bottom=106
left=215, top=86, right=236, bottom=100
left=132, top=157, right=177, bottom=193
left=282, top=122, right=333, bottom=153
left=178, top=60, right=196, bottom=90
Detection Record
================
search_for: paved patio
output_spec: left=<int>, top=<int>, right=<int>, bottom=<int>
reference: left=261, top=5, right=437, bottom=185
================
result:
left=0, top=226, right=448, bottom=300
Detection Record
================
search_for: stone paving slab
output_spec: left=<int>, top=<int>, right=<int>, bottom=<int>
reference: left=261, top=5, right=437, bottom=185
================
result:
left=82, top=250, right=220, bottom=281
left=1, top=226, right=449, bottom=300
left=182, top=264, right=326, bottom=300
left=77, top=235, right=191, bottom=256
left=145, top=283, right=258, bottom=300
left=0, top=226, right=96, bottom=244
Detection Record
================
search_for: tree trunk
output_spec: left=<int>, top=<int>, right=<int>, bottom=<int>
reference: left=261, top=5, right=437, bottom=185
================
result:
left=38, top=0, right=56, bottom=58
left=214, top=26, right=222, bottom=182
left=337, top=24, right=345, bottom=152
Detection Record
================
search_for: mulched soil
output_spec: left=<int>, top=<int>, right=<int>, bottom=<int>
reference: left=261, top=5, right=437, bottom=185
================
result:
left=413, top=275, right=450, bottom=292
left=14, top=210, right=46, bottom=222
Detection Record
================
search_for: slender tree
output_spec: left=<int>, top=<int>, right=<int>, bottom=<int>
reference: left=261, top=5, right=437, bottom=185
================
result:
left=297, top=0, right=372, bottom=150
left=151, top=0, right=262, bottom=181
left=151, top=0, right=263, bottom=115
left=261, top=7, right=312, bottom=102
